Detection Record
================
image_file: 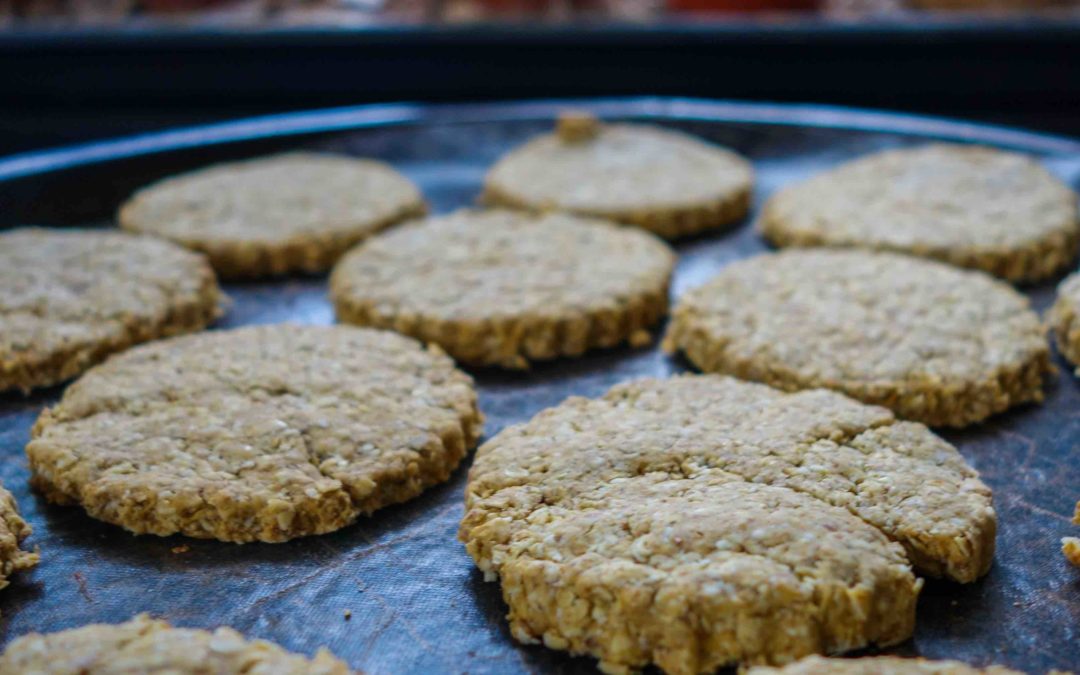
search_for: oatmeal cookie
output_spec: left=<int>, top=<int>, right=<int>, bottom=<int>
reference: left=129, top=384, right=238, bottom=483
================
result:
left=0, top=227, right=221, bottom=394
left=482, top=113, right=754, bottom=239
left=1050, top=272, right=1080, bottom=372
left=663, top=249, right=1050, bottom=427
left=0, top=483, right=37, bottom=594
left=747, top=655, right=1022, bottom=675
left=460, top=375, right=995, bottom=674
left=759, top=143, right=1079, bottom=282
left=0, top=614, right=353, bottom=673
left=27, top=324, right=481, bottom=543
left=119, top=152, right=426, bottom=278
left=330, top=208, right=675, bottom=369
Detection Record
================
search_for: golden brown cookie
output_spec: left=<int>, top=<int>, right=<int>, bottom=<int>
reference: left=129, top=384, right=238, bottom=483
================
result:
left=1050, top=272, right=1080, bottom=372
left=0, top=228, right=222, bottom=394
left=460, top=375, right=995, bottom=673
left=0, top=614, right=353, bottom=674
left=759, top=143, right=1079, bottom=282
left=482, top=113, right=754, bottom=239
left=747, top=655, right=1022, bottom=675
left=119, top=152, right=426, bottom=279
left=0, top=482, right=37, bottom=594
left=27, top=324, right=481, bottom=543
left=663, top=249, right=1050, bottom=427
left=330, top=208, right=675, bottom=369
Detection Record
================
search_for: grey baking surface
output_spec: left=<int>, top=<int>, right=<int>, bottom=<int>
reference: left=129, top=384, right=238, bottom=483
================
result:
left=0, top=100, right=1077, bottom=673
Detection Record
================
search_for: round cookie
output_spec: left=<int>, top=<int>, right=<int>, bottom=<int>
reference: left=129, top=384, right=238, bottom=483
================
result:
left=119, top=152, right=426, bottom=279
left=0, top=614, right=352, bottom=674
left=759, top=143, right=1080, bottom=283
left=664, top=249, right=1051, bottom=427
left=747, top=656, right=1022, bottom=675
left=0, top=482, right=38, bottom=592
left=27, top=324, right=482, bottom=543
left=1049, top=272, right=1080, bottom=373
left=482, top=113, right=754, bottom=239
left=0, top=228, right=222, bottom=394
left=330, top=208, right=675, bottom=369
left=460, top=375, right=996, bottom=673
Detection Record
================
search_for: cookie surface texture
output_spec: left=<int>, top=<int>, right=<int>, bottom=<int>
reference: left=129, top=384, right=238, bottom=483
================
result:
left=330, top=208, right=675, bottom=369
left=746, top=655, right=1023, bottom=675
left=27, top=324, right=482, bottom=543
left=0, top=614, right=353, bottom=674
left=460, top=375, right=996, bottom=674
left=0, top=227, right=222, bottom=393
left=1050, top=272, right=1080, bottom=372
left=759, top=143, right=1079, bottom=282
left=0, top=482, right=38, bottom=593
left=482, top=114, right=754, bottom=239
left=119, top=152, right=426, bottom=278
left=663, top=249, right=1050, bottom=427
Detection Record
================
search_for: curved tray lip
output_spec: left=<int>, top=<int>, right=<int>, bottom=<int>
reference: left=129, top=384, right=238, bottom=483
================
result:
left=0, top=97, right=1077, bottom=183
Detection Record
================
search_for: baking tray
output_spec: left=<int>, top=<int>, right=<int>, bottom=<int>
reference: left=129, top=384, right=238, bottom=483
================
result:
left=0, top=99, right=1077, bottom=674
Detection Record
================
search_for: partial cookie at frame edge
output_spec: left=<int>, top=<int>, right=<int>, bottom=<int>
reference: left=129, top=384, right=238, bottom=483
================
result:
left=746, top=655, right=1023, bottom=675
left=0, top=227, right=223, bottom=394
left=0, top=482, right=38, bottom=594
left=663, top=248, right=1051, bottom=428
left=758, top=143, right=1080, bottom=283
left=118, top=152, right=427, bottom=279
left=26, top=324, right=482, bottom=543
left=482, top=113, right=754, bottom=239
left=330, top=208, right=676, bottom=369
left=1050, top=272, right=1080, bottom=373
left=0, top=614, right=355, bottom=674
left=1064, top=501, right=1080, bottom=568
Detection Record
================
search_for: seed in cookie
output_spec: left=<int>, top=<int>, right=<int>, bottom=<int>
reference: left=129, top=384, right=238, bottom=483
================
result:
left=118, top=152, right=426, bottom=279
left=460, top=375, right=995, bottom=673
left=1050, top=272, right=1080, bottom=374
left=26, top=324, right=482, bottom=543
left=746, top=655, right=1022, bottom=674
left=759, top=143, right=1080, bottom=282
left=0, top=614, right=353, bottom=673
left=0, top=482, right=38, bottom=594
left=330, top=208, right=675, bottom=369
left=0, top=227, right=222, bottom=394
left=482, top=113, right=754, bottom=239
left=663, top=248, right=1051, bottom=428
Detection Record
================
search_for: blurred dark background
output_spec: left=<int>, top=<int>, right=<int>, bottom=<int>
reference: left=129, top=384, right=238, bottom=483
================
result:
left=0, top=0, right=1078, bottom=155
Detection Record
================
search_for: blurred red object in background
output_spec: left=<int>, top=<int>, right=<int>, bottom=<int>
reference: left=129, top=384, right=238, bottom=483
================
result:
left=669, top=0, right=817, bottom=10
left=140, top=0, right=231, bottom=11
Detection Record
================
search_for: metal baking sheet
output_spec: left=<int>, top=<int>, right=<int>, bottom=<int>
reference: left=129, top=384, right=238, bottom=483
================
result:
left=0, top=99, right=1077, bottom=674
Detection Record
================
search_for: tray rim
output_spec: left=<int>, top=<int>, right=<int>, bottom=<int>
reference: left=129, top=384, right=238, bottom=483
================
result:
left=0, top=98, right=1078, bottom=185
